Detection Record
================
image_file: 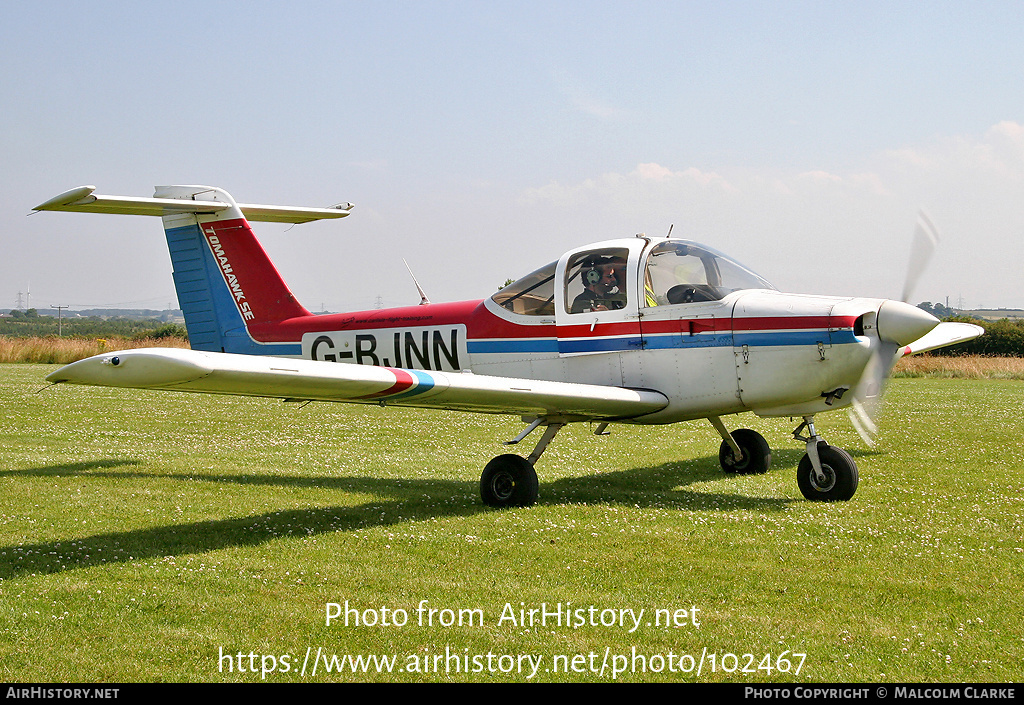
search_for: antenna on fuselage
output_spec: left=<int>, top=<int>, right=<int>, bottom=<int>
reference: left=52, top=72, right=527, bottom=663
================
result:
left=666, top=224, right=674, bottom=238
left=403, top=258, right=431, bottom=306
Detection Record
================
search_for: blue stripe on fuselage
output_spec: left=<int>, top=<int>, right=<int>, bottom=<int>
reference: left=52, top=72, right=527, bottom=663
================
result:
left=465, top=328, right=858, bottom=355
left=467, top=339, right=560, bottom=354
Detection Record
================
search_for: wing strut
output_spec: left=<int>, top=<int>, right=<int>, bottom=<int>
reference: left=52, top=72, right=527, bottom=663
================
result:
left=504, top=416, right=567, bottom=467
left=527, top=422, right=565, bottom=466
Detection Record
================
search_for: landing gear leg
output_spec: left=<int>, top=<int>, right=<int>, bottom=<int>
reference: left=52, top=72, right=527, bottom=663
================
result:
left=710, top=417, right=772, bottom=474
left=480, top=419, right=565, bottom=508
left=792, top=415, right=859, bottom=501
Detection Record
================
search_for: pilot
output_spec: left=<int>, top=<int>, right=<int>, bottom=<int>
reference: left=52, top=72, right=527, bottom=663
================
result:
left=571, top=256, right=626, bottom=313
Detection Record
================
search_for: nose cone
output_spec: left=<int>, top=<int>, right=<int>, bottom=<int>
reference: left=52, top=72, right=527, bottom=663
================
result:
left=876, top=300, right=939, bottom=347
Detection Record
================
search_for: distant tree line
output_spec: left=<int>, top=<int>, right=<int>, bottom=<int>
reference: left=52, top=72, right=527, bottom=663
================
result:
left=914, top=303, right=1023, bottom=356
left=7, top=308, right=41, bottom=320
left=930, top=316, right=1024, bottom=356
left=916, top=301, right=957, bottom=319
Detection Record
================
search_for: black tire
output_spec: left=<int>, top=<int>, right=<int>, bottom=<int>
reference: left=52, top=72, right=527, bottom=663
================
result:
left=719, top=428, right=772, bottom=475
left=797, top=443, right=859, bottom=501
left=480, top=454, right=539, bottom=508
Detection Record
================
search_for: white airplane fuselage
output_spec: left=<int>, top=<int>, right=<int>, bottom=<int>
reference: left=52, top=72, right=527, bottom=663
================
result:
left=296, top=288, right=886, bottom=425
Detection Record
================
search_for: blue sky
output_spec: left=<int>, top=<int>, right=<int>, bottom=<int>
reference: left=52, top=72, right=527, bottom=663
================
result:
left=4, top=1, right=1023, bottom=312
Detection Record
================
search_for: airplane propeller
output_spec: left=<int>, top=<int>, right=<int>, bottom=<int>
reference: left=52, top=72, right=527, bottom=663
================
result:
left=901, top=210, right=940, bottom=305
left=848, top=211, right=941, bottom=445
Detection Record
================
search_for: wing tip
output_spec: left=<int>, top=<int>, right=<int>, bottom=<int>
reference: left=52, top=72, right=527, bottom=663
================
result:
left=33, top=185, right=97, bottom=211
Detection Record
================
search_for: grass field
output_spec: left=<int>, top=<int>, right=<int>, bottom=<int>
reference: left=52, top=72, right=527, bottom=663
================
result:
left=1, top=363, right=1022, bottom=682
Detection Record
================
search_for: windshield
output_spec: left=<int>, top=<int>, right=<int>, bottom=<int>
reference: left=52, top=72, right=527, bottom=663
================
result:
left=643, top=240, right=774, bottom=306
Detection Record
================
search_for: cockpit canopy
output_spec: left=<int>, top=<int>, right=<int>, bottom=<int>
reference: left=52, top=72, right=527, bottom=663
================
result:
left=491, top=239, right=775, bottom=316
left=491, top=260, right=558, bottom=316
left=642, top=240, right=775, bottom=306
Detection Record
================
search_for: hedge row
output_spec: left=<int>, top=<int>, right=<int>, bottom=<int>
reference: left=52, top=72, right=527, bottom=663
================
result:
left=932, top=317, right=1024, bottom=357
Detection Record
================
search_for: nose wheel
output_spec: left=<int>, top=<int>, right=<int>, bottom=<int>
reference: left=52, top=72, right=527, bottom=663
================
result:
left=711, top=416, right=859, bottom=501
left=793, top=417, right=859, bottom=501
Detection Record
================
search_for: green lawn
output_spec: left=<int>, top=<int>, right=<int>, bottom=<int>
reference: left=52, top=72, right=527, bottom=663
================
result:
left=1, top=364, right=1021, bottom=682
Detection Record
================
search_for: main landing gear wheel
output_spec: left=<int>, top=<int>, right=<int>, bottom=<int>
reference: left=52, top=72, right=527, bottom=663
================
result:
left=797, top=443, right=859, bottom=501
left=480, top=454, right=539, bottom=508
left=719, top=428, right=772, bottom=475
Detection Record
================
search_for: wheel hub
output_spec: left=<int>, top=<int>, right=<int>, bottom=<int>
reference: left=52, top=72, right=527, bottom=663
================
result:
left=491, top=472, right=515, bottom=500
left=809, top=464, right=836, bottom=492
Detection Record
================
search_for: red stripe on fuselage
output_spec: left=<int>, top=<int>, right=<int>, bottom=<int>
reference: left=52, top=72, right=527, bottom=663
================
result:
left=732, top=315, right=855, bottom=331
left=555, top=321, right=642, bottom=338
left=639, top=316, right=853, bottom=335
left=244, top=294, right=858, bottom=345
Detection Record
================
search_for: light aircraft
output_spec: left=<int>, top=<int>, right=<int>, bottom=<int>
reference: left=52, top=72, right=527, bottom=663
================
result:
left=34, top=185, right=983, bottom=508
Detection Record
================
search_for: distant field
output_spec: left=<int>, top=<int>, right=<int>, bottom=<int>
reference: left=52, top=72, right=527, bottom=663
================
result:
left=893, top=354, right=1024, bottom=379
left=1, top=364, right=1022, bottom=682
left=0, top=336, right=188, bottom=364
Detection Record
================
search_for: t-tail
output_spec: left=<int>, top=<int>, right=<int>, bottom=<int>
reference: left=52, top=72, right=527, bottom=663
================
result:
left=33, top=185, right=353, bottom=355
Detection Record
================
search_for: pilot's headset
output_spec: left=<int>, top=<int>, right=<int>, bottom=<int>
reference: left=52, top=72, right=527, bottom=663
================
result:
left=580, top=255, right=607, bottom=288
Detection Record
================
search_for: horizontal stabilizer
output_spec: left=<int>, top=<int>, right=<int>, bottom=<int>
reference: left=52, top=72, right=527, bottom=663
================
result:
left=901, top=321, right=985, bottom=356
left=47, top=348, right=669, bottom=421
left=34, top=186, right=353, bottom=224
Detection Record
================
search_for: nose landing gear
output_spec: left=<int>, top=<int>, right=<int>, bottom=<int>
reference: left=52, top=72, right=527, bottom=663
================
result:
left=793, top=416, right=859, bottom=501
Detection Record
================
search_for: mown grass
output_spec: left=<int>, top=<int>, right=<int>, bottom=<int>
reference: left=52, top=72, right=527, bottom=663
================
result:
left=1, top=364, right=1022, bottom=682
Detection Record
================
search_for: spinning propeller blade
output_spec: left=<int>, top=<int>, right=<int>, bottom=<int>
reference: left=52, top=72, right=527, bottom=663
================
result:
left=848, top=211, right=942, bottom=445
left=847, top=338, right=901, bottom=446
left=901, top=210, right=939, bottom=305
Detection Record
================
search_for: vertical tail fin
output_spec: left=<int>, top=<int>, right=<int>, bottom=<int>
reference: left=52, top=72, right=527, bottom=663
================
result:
left=157, top=186, right=309, bottom=354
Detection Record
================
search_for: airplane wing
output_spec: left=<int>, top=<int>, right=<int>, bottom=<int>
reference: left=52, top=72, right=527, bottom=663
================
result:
left=901, top=321, right=985, bottom=356
left=46, top=348, right=669, bottom=421
left=33, top=185, right=352, bottom=224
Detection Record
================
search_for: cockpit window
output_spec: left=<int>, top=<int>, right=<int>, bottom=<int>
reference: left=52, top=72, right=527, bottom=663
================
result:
left=564, top=247, right=629, bottom=314
left=643, top=241, right=774, bottom=306
left=491, top=261, right=556, bottom=316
